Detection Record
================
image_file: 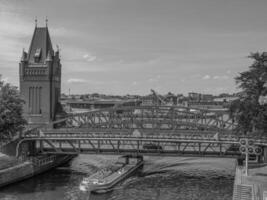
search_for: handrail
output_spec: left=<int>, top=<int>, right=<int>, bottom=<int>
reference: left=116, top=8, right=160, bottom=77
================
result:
left=29, top=155, right=56, bottom=167
left=23, top=133, right=238, bottom=140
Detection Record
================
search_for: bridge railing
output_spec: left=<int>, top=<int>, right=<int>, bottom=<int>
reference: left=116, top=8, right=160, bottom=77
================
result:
left=22, top=134, right=241, bottom=144
left=28, top=155, right=56, bottom=167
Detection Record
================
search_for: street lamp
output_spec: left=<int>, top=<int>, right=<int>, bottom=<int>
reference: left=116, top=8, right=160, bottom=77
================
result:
left=239, top=138, right=262, bottom=176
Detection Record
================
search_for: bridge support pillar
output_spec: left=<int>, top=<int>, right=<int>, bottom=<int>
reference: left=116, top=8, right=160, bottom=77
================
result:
left=28, top=141, right=37, bottom=156
left=18, top=141, right=37, bottom=159
left=39, top=141, right=44, bottom=153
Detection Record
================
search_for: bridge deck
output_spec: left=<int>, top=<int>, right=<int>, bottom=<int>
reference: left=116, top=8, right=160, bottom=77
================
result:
left=18, top=133, right=244, bottom=158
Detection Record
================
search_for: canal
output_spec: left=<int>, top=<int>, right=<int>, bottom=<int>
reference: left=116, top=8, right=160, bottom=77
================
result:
left=0, top=155, right=235, bottom=200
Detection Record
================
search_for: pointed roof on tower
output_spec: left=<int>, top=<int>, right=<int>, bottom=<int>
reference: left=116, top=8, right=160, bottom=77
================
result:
left=28, top=25, right=54, bottom=63
left=46, top=50, right=53, bottom=62
left=20, top=48, right=27, bottom=62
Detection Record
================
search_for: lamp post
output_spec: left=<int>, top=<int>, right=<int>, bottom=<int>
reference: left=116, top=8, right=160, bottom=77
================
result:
left=239, top=139, right=254, bottom=176
left=240, top=139, right=262, bottom=175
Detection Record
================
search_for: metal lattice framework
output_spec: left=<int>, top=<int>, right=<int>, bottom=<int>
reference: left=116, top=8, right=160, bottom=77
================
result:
left=52, top=105, right=236, bottom=133
left=17, top=130, right=267, bottom=157
left=17, top=134, right=241, bottom=157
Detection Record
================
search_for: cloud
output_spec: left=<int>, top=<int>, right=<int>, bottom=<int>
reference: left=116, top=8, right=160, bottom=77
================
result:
left=83, top=54, right=89, bottom=58
left=83, top=53, right=96, bottom=62
left=87, top=56, right=96, bottom=62
left=148, top=74, right=161, bottom=83
left=213, top=75, right=229, bottom=80
left=67, top=78, right=87, bottom=84
left=132, top=81, right=138, bottom=86
left=0, top=76, right=9, bottom=83
left=51, top=27, right=84, bottom=38
left=66, top=78, right=114, bottom=86
left=0, top=12, right=32, bottom=63
left=202, top=75, right=211, bottom=80
left=148, top=78, right=156, bottom=82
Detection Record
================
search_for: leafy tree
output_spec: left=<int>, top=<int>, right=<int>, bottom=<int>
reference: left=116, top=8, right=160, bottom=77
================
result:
left=0, top=81, right=27, bottom=141
left=230, top=52, right=267, bottom=134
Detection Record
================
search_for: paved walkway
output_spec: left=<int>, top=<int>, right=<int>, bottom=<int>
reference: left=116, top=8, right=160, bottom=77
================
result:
left=234, top=164, right=267, bottom=200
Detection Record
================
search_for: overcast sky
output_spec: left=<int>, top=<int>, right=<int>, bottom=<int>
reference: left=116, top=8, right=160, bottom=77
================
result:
left=1, top=0, right=267, bottom=95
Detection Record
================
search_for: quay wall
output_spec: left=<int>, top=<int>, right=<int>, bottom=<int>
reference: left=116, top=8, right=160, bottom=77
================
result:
left=0, top=161, right=34, bottom=187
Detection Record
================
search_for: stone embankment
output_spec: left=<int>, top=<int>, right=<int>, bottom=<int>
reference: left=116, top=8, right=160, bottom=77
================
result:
left=0, top=153, right=34, bottom=187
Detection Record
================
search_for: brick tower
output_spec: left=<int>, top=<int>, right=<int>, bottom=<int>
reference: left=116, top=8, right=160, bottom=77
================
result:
left=19, top=22, right=61, bottom=126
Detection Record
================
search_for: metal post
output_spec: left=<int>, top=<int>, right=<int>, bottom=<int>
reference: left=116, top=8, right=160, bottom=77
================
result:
left=40, top=140, right=43, bottom=152
left=97, top=140, right=100, bottom=153
left=78, top=140, right=81, bottom=152
left=117, top=140, right=120, bottom=153
left=245, top=150, right=248, bottom=176
left=264, top=146, right=267, bottom=163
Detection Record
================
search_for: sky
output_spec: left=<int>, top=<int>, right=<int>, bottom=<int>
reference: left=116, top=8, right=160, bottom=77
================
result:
left=1, top=0, right=267, bottom=95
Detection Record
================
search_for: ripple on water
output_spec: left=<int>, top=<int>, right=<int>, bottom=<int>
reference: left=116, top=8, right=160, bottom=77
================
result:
left=109, top=171, right=233, bottom=200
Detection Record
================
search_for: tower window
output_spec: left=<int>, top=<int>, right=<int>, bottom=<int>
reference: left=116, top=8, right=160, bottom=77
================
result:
left=34, top=48, right=42, bottom=62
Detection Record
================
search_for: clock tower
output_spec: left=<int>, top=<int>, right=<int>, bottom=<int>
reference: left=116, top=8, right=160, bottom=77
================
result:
left=19, top=22, right=62, bottom=126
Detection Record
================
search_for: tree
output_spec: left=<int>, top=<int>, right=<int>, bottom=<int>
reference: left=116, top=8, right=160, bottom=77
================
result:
left=230, top=52, right=267, bottom=134
left=0, top=81, right=27, bottom=141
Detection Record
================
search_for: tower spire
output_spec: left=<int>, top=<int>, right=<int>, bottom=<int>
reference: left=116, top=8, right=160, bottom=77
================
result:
left=35, top=17, right=37, bottom=27
left=46, top=50, right=52, bottom=62
left=21, top=48, right=27, bottom=62
left=45, top=16, right=48, bottom=27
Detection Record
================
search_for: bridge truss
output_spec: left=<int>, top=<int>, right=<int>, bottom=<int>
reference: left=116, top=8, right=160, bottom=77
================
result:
left=51, top=105, right=236, bottom=133
left=18, top=106, right=252, bottom=157
left=19, top=134, right=240, bottom=157
left=18, top=126, right=255, bottom=157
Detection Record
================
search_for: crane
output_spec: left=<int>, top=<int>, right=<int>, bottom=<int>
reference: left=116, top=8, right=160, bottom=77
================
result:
left=150, top=89, right=167, bottom=105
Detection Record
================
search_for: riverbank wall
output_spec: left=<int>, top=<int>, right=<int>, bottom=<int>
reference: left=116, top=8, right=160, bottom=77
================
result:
left=0, top=161, right=34, bottom=187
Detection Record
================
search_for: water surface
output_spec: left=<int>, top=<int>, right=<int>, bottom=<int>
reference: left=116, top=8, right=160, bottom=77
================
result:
left=0, top=155, right=235, bottom=200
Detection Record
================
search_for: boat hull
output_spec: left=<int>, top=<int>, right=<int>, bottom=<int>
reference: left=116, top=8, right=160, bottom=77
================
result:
left=91, top=161, right=144, bottom=194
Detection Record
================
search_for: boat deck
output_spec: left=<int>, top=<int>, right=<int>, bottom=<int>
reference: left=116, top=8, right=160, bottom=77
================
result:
left=80, top=155, right=144, bottom=193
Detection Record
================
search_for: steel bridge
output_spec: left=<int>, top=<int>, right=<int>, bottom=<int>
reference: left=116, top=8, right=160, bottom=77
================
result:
left=17, top=129, right=267, bottom=158
left=16, top=106, right=266, bottom=159
left=50, top=105, right=236, bottom=132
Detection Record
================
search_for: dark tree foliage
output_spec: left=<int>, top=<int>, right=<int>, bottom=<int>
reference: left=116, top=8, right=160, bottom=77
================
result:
left=230, top=52, right=267, bottom=134
left=0, top=81, right=27, bottom=141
